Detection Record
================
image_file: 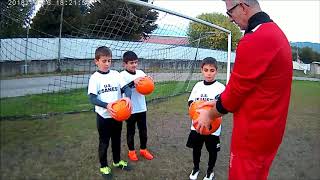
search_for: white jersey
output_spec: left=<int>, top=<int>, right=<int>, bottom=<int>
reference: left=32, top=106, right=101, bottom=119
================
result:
left=120, top=70, right=147, bottom=114
left=88, top=70, right=127, bottom=118
left=188, top=80, right=225, bottom=136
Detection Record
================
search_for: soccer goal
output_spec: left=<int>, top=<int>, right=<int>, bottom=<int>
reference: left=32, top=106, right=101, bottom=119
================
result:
left=0, top=0, right=233, bottom=118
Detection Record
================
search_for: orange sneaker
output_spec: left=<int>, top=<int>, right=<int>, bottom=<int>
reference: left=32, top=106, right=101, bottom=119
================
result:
left=128, top=150, right=138, bottom=161
left=140, top=149, right=154, bottom=160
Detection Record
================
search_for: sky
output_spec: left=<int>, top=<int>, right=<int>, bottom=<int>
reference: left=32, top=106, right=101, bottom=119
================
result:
left=151, top=0, right=320, bottom=43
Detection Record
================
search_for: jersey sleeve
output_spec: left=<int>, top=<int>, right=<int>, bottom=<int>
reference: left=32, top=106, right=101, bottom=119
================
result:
left=119, top=71, right=126, bottom=81
left=140, top=70, right=147, bottom=77
left=221, top=36, right=277, bottom=112
left=117, top=71, right=127, bottom=88
left=88, top=75, right=98, bottom=95
left=219, top=83, right=226, bottom=94
left=188, top=82, right=199, bottom=102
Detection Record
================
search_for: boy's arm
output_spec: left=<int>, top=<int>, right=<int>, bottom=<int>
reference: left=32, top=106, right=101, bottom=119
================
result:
left=126, top=81, right=135, bottom=88
left=118, top=72, right=132, bottom=98
left=89, top=93, right=107, bottom=108
left=121, top=84, right=132, bottom=98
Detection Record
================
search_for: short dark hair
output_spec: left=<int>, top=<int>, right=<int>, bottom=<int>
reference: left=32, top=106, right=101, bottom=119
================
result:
left=201, top=57, right=218, bottom=69
left=123, top=51, right=138, bottom=63
left=95, top=46, right=112, bottom=60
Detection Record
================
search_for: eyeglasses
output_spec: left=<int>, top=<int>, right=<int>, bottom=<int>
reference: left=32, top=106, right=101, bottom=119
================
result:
left=226, top=3, right=249, bottom=17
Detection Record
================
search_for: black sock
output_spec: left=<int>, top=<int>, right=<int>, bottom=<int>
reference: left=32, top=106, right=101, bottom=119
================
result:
left=194, top=166, right=199, bottom=171
left=192, top=167, right=199, bottom=175
left=207, top=169, right=213, bottom=177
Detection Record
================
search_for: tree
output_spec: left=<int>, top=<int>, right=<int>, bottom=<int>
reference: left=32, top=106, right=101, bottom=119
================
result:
left=187, top=13, right=242, bottom=51
left=0, top=0, right=35, bottom=38
left=30, top=0, right=88, bottom=37
left=29, top=0, right=158, bottom=40
left=84, top=0, right=158, bottom=40
left=291, top=46, right=320, bottom=64
left=300, top=47, right=320, bottom=64
left=291, top=46, right=298, bottom=61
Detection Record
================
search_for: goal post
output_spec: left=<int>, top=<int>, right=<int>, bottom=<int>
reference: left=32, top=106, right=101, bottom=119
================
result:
left=123, top=0, right=232, bottom=83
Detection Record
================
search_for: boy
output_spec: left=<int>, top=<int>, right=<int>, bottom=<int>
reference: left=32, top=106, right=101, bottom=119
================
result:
left=186, top=57, right=225, bottom=180
left=88, top=46, right=132, bottom=178
left=120, top=51, right=154, bottom=161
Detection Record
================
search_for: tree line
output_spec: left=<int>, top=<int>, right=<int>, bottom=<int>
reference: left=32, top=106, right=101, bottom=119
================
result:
left=1, top=0, right=318, bottom=63
left=0, top=0, right=242, bottom=51
left=291, top=46, right=320, bottom=64
left=1, top=0, right=157, bottom=41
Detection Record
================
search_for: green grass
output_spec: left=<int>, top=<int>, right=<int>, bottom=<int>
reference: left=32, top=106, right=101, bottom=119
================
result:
left=0, top=81, right=198, bottom=118
left=0, top=89, right=91, bottom=118
left=0, top=70, right=89, bottom=80
left=289, top=80, right=320, bottom=116
left=0, top=80, right=311, bottom=119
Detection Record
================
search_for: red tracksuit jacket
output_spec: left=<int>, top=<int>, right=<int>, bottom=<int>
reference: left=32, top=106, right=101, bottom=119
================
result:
left=221, top=22, right=293, bottom=157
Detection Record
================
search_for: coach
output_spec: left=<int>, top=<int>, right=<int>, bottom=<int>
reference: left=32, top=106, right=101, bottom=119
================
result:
left=195, top=0, right=293, bottom=179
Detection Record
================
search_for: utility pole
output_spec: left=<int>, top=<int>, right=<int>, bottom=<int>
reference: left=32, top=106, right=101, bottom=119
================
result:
left=296, top=48, right=300, bottom=63
left=23, top=1, right=35, bottom=75
left=57, top=5, right=64, bottom=72
left=186, top=32, right=215, bottom=91
left=24, top=26, right=30, bottom=74
left=194, top=32, right=215, bottom=61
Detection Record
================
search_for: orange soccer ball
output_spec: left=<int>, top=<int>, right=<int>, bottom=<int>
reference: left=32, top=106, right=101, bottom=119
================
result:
left=188, top=100, right=222, bottom=135
left=136, top=76, right=155, bottom=95
left=111, top=98, right=132, bottom=121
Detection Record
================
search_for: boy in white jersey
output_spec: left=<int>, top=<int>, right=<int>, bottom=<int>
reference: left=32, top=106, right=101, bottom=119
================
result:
left=186, top=57, right=225, bottom=180
left=88, top=46, right=132, bottom=178
left=120, top=51, right=154, bottom=161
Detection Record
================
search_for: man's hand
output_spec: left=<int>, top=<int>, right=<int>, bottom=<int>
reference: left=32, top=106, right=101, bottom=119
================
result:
left=195, top=101, right=221, bottom=135
left=198, top=101, right=216, bottom=109
left=195, top=109, right=211, bottom=134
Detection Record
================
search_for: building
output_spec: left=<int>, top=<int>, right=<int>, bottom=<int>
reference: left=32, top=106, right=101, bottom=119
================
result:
left=310, top=61, right=320, bottom=75
left=142, top=35, right=189, bottom=45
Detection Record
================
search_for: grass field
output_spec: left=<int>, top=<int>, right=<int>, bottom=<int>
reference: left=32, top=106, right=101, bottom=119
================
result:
left=0, top=81, right=197, bottom=118
left=0, top=80, right=319, bottom=179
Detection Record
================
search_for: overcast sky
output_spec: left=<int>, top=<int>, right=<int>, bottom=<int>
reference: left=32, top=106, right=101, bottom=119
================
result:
left=152, top=0, right=320, bottom=43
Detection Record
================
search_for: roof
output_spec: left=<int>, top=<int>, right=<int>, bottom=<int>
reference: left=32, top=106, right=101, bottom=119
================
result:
left=142, top=35, right=189, bottom=45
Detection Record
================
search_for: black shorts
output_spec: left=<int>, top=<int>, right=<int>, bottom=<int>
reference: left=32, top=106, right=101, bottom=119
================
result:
left=186, top=130, right=220, bottom=152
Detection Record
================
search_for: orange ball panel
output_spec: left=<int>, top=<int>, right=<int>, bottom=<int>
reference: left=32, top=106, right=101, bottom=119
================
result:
left=136, top=77, right=155, bottom=95
left=188, top=100, right=221, bottom=135
left=193, top=117, right=222, bottom=135
left=189, top=100, right=212, bottom=120
left=111, top=98, right=132, bottom=121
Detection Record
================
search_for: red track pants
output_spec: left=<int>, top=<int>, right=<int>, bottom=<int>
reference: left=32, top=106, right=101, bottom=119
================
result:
left=228, top=151, right=277, bottom=180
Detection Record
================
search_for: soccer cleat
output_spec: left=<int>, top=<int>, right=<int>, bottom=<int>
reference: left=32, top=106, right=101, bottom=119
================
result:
left=189, top=169, right=200, bottom=180
left=128, top=150, right=138, bottom=161
left=140, top=149, right=154, bottom=160
left=203, top=171, right=215, bottom=180
left=113, top=160, right=131, bottom=171
left=100, top=166, right=112, bottom=179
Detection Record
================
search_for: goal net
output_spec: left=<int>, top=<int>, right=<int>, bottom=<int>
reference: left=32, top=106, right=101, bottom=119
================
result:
left=0, top=0, right=233, bottom=118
